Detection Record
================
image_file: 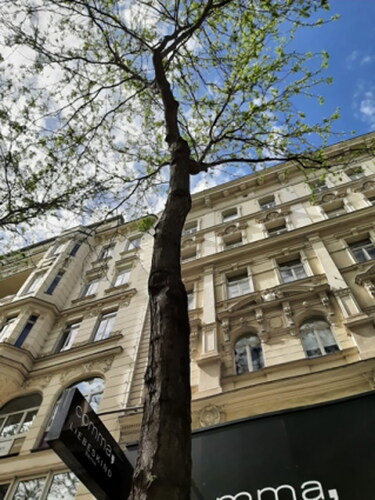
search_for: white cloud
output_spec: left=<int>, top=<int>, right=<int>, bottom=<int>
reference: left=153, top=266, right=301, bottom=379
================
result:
left=353, top=82, right=375, bottom=129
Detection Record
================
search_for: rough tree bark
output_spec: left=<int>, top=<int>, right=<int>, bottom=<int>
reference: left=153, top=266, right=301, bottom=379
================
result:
left=129, top=50, right=195, bottom=500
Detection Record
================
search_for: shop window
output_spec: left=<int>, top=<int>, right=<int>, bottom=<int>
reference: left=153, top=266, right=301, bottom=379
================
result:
left=349, top=238, right=375, bottom=263
left=113, top=268, right=131, bottom=287
left=222, top=207, right=238, bottom=223
left=0, top=394, right=42, bottom=454
left=6, top=471, right=78, bottom=500
left=227, top=272, right=251, bottom=299
left=45, top=270, right=65, bottom=295
left=80, top=278, right=99, bottom=298
left=278, top=258, right=307, bottom=283
left=14, top=315, right=38, bottom=348
left=259, top=195, right=276, bottom=210
left=0, top=317, right=17, bottom=342
left=98, top=244, right=114, bottom=260
left=300, top=319, right=339, bottom=358
left=21, top=271, right=45, bottom=295
left=234, top=335, right=264, bottom=374
left=93, top=311, right=117, bottom=341
left=183, top=221, right=198, bottom=236
left=346, top=166, right=364, bottom=181
left=56, top=322, right=81, bottom=352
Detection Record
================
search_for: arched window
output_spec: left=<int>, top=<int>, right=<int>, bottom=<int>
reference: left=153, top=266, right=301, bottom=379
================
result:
left=0, top=393, right=41, bottom=440
left=39, top=377, right=104, bottom=449
left=234, top=335, right=264, bottom=374
left=300, top=319, right=339, bottom=358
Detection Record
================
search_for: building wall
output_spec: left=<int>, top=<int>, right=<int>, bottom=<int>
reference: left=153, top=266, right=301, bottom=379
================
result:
left=1, top=133, right=375, bottom=498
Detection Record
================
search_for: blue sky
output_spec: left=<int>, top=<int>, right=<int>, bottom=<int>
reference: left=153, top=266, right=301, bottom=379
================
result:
left=295, top=0, right=375, bottom=143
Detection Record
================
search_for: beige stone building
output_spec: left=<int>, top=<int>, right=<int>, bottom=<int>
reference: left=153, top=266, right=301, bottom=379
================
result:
left=1, top=132, right=375, bottom=498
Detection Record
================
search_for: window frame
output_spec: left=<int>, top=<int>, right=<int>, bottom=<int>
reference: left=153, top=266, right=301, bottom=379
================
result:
left=14, top=315, right=38, bottom=348
left=113, top=268, right=131, bottom=287
left=45, top=270, right=65, bottom=295
left=278, top=258, right=307, bottom=283
left=1, top=471, right=79, bottom=500
left=21, top=271, right=45, bottom=295
left=299, top=319, right=339, bottom=359
left=221, top=207, right=238, bottom=223
left=0, top=317, right=17, bottom=342
left=98, top=244, right=114, bottom=261
left=259, top=195, right=276, bottom=210
left=80, top=278, right=100, bottom=298
left=234, top=334, right=264, bottom=374
left=125, top=236, right=141, bottom=251
left=182, top=221, right=198, bottom=236
left=56, top=321, right=81, bottom=352
left=348, top=238, right=375, bottom=263
left=226, top=271, right=252, bottom=299
left=92, top=311, right=117, bottom=342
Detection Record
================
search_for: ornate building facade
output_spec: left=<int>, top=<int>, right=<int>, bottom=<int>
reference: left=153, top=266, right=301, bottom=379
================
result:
left=1, top=132, right=375, bottom=498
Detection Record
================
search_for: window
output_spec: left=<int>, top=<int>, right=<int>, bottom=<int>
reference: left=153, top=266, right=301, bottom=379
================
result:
left=5, top=471, right=78, bottom=500
left=125, top=236, right=141, bottom=250
left=45, top=270, right=64, bottom=295
left=187, top=291, right=194, bottom=310
left=80, top=278, right=99, bottom=297
left=0, top=394, right=42, bottom=445
left=183, top=221, right=198, bottom=236
left=40, top=377, right=104, bottom=449
left=227, top=272, right=251, bottom=299
left=234, top=335, right=264, bottom=374
left=279, top=259, right=307, bottom=283
left=69, top=242, right=81, bottom=257
left=223, top=233, right=243, bottom=249
left=181, top=247, right=197, bottom=262
left=349, top=239, right=375, bottom=263
left=50, top=241, right=65, bottom=256
left=222, top=208, right=238, bottom=223
left=347, top=166, right=364, bottom=181
left=300, top=319, right=339, bottom=358
left=93, top=311, right=116, bottom=341
left=259, top=195, right=276, bottom=210
left=311, top=179, right=328, bottom=193
left=114, top=268, right=131, bottom=287
left=21, top=271, right=45, bottom=295
left=0, top=317, right=17, bottom=342
left=267, top=222, right=287, bottom=237
left=14, top=315, right=38, bottom=348
left=56, top=322, right=80, bottom=352
left=325, top=205, right=346, bottom=218
left=98, top=244, right=114, bottom=260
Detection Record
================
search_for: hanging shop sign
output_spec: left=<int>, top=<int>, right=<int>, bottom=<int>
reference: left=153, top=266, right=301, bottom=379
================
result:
left=46, top=387, right=133, bottom=500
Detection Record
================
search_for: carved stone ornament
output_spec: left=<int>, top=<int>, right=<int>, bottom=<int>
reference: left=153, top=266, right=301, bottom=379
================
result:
left=282, top=301, right=294, bottom=326
left=320, top=193, right=336, bottom=203
left=60, top=356, right=114, bottom=385
left=182, top=238, right=195, bottom=248
left=199, top=404, right=223, bottom=428
left=221, top=318, right=230, bottom=343
left=265, top=211, right=282, bottom=222
left=361, top=180, right=375, bottom=192
left=23, top=375, right=52, bottom=390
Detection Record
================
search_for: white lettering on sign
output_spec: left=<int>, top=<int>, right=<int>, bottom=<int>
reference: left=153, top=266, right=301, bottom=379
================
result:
left=216, top=481, right=339, bottom=500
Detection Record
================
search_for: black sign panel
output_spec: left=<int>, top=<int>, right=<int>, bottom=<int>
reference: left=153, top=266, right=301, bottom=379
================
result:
left=190, top=392, right=375, bottom=500
left=46, top=388, right=133, bottom=500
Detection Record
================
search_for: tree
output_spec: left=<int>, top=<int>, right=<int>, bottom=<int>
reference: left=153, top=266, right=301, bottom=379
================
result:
left=0, top=1, right=342, bottom=498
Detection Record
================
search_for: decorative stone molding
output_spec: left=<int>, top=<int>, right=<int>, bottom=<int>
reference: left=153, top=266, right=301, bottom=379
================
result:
left=60, top=356, right=114, bottom=385
left=221, top=318, right=230, bottom=344
left=282, top=301, right=294, bottom=327
left=189, top=318, right=201, bottom=356
left=198, top=404, right=224, bottom=428
left=319, top=291, right=334, bottom=315
left=355, top=180, right=375, bottom=193
left=23, top=375, right=52, bottom=390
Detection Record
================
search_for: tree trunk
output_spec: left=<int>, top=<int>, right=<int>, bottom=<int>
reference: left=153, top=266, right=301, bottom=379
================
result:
left=128, top=157, right=192, bottom=500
